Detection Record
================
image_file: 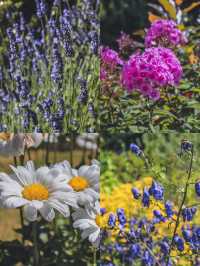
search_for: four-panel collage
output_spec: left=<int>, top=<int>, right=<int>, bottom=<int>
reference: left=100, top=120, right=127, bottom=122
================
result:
left=0, top=0, right=200, bottom=265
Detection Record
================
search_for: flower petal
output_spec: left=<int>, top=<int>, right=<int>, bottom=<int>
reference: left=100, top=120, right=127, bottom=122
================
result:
left=2, top=196, right=28, bottom=208
left=9, top=165, right=33, bottom=186
left=39, top=203, right=55, bottom=222
left=23, top=204, right=38, bottom=221
left=48, top=199, right=70, bottom=217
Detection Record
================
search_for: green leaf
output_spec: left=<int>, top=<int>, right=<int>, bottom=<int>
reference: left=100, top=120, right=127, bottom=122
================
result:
left=158, top=0, right=177, bottom=19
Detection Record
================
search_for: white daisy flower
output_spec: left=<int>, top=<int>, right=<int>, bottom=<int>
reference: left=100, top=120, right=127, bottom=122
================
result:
left=0, top=133, right=43, bottom=157
left=0, top=161, right=78, bottom=222
left=53, top=160, right=100, bottom=205
left=72, top=201, right=100, bottom=247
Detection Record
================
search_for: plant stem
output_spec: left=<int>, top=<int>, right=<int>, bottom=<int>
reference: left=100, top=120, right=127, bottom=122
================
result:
left=45, top=134, right=50, bottom=166
left=167, top=146, right=194, bottom=264
left=13, top=156, right=25, bottom=244
left=33, top=221, right=39, bottom=266
left=93, top=247, right=97, bottom=266
left=20, top=207, right=25, bottom=244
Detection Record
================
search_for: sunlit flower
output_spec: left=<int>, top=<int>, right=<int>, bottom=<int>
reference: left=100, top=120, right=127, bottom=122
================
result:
left=145, top=19, right=187, bottom=48
left=0, top=133, right=43, bottom=156
left=121, top=47, right=182, bottom=100
left=0, top=161, right=78, bottom=221
left=53, top=160, right=100, bottom=205
left=72, top=201, right=100, bottom=247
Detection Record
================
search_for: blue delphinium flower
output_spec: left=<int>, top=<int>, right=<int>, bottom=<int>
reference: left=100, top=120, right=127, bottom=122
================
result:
left=149, top=181, right=164, bottom=201
left=160, top=239, right=170, bottom=255
left=174, top=235, right=185, bottom=252
left=165, top=201, right=174, bottom=218
left=130, top=143, right=142, bottom=156
left=182, top=227, right=192, bottom=242
left=142, top=188, right=150, bottom=207
left=128, top=243, right=141, bottom=259
left=108, top=213, right=116, bottom=228
left=142, top=249, right=154, bottom=266
left=195, top=182, right=200, bottom=196
left=153, top=210, right=166, bottom=223
left=181, top=139, right=193, bottom=153
left=131, top=188, right=140, bottom=199
left=100, top=208, right=106, bottom=215
left=182, top=207, right=197, bottom=222
left=117, top=208, right=126, bottom=227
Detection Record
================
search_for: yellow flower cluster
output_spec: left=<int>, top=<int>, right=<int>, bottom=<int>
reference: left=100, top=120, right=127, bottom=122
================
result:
left=101, top=177, right=193, bottom=265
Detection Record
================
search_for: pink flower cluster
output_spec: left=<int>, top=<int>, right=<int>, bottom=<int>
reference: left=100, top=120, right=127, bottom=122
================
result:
left=100, top=47, right=123, bottom=68
left=145, top=19, right=187, bottom=48
left=100, top=47, right=123, bottom=81
left=121, top=47, right=182, bottom=100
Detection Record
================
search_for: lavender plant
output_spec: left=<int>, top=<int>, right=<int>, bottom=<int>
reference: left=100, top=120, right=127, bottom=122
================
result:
left=0, top=0, right=99, bottom=132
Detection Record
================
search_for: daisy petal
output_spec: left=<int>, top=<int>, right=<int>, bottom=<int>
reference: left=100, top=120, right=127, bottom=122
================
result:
left=23, top=204, right=38, bottom=221
left=39, top=203, right=55, bottom=222
left=3, top=196, right=28, bottom=208
left=9, top=165, right=32, bottom=186
left=48, top=199, right=70, bottom=217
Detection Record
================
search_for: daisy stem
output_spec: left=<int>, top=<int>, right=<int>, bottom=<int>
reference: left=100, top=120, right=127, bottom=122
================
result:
left=70, top=134, right=74, bottom=166
left=13, top=157, right=25, bottom=244
left=33, top=221, right=39, bottom=266
left=93, top=247, right=97, bottom=266
left=20, top=208, right=25, bottom=244
left=45, top=135, right=50, bottom=166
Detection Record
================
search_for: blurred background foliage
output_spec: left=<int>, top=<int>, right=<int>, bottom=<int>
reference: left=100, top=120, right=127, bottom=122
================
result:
left=101, top=0, right=200, bottom=47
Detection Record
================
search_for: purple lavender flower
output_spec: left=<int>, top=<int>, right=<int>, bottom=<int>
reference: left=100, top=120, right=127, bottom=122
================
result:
left=35, top=0, right=46, bottom=18
left=89, top=31, right=99, bottom=55
left=145, top=19, right=187, bottom=48
left=77, top=79, right=88, bottom=104
left=51, top=38, right=63, bottom=84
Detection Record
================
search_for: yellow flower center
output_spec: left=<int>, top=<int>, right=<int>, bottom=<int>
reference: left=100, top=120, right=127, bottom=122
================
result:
left=22, top=183, right=49, bottom=201
left=0, top=133, right=12, bottom=141
left=68, top=176, right=89, bottom=192
left=95, top=215, right=101, bottom=227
